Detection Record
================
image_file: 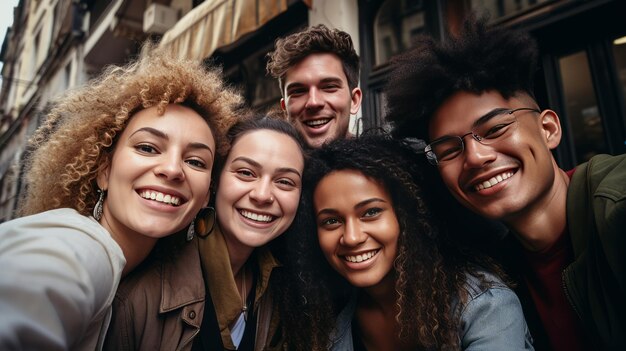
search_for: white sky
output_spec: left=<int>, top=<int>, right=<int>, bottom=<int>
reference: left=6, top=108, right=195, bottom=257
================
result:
left=0, top=0, right=21, bottom=72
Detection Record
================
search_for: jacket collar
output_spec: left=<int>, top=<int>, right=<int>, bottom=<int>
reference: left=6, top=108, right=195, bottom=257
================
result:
left=197, top=224, right=280, bottom=349
left=159, top=238, right=206, bottom=313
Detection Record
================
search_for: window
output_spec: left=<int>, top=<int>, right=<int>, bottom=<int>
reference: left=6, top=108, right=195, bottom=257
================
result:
left=374, top=0, right=426, bottom=65
left=470, top=0, right=556, bottom=20
left=559, top=51, right=607, bottom=162
left=613, top=36, right=626, bottom=137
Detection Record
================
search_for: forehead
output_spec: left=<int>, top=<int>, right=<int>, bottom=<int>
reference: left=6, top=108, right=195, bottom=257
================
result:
left=428, top=91, right=514, bottom=139
left=228, top=129, right=304, bottom=167
left=314, top=170, right=390, bottom=204
left=284, top=52, right=347, bottom=86
left=123, top=104, right=214, bottom=142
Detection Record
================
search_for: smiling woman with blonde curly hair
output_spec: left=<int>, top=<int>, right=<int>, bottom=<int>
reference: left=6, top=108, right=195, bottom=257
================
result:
left=0, top=46, right=242, bottom=350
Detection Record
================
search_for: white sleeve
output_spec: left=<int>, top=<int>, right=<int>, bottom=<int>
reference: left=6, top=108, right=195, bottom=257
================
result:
left=0, top=210, right=125, bottom=351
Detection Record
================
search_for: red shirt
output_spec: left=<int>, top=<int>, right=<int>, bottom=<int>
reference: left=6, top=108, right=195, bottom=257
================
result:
left=522, top=168, right=588, bottom=351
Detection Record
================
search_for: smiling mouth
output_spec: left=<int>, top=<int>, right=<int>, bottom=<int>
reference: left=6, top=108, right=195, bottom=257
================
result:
left=139, top=190, right=182, bottom=206
left=474, top=171, right=515, bottom=192
left=239, top=209, right=277, bottom=223
left=304, top=118, right=331, bottom=129
left=343, top=249, right=379, bottom=263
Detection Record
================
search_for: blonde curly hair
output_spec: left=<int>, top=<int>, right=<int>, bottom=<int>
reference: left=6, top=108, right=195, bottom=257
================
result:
left=18, top=45, right=243, bottom=217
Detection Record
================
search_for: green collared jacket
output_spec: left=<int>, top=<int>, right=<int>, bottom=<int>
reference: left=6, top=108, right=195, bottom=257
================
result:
left=565, top=153, right=626, bottom=350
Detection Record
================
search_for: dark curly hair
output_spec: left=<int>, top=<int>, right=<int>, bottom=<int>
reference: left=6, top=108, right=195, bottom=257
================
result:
left=278, top=132, right=508, bottom=350
left=384, top=16, right=539, bottom=140
left=266, top=24, right=360, bottom=94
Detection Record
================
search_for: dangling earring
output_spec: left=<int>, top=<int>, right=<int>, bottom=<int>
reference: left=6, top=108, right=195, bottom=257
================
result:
left=186, top=207, right=216, bottom=241
left=93, top=189, right=105, bottom=221
left=186, top=219, right=196, bottom=241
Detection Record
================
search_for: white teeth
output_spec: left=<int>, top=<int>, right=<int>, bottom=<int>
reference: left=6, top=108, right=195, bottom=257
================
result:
left=475, top=171, right=514, bottom=191
left=240, top=210, right=274, bottom=222
left=139, top=190, right=182, bottom=206
left=305, top=118, right=331, bottom=127
left=344, top=250, right=378, bottom=263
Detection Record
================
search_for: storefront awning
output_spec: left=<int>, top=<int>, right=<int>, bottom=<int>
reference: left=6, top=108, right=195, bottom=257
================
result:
left=159, top=0, right=297, bottom=60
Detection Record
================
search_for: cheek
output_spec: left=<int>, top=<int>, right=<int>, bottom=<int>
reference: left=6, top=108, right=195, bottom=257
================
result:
left=287, top=98, right=304, bottom=112
left=317, top=233, right=338, bottom=261
left=438, top=165, right=462, bottom=190
left=280, top=192, right=301, bottom=216
left=215, top=189, right=232, bottom=214
left=191, top=174, right=212, bottom=197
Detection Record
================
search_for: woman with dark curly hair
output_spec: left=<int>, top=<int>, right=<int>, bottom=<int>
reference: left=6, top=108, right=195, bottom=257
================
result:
left=0, top=47, right=242, bottom=350
left=280, top=134, right=533, bottom=350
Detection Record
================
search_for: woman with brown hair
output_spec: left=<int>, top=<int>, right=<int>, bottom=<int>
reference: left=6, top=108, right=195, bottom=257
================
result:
left=0, top=47, right=241, bottom=350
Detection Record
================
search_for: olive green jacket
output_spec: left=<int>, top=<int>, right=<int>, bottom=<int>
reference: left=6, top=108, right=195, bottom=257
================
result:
left=565, top=153, right=626, bottom=349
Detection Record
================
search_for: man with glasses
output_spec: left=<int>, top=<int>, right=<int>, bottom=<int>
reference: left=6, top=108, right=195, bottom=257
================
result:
left=385, top=18, right=625, bottom=351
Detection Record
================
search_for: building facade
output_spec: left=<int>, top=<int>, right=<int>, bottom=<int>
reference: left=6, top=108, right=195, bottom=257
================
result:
left=1, top=0, right=625, bottom=221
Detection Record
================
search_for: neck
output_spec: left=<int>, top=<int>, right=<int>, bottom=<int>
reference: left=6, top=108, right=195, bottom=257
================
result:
left=99, top=212, right=157, bottom=277
left=220, top=227, right=254, bottom=277
left=505, top=166, right=570, bottom=252
left=361, top=272, right=397, bottom=312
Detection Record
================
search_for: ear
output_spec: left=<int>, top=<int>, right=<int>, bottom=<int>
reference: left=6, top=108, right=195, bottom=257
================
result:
left=280, top=98, right=286, bottom=111
left=96, top=164, right=110, bottom=191
left=350, top=87, right=362, bottom=115
left=540, top=109, right=562, bottom=150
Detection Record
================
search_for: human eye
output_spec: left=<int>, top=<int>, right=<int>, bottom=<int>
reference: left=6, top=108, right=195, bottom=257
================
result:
left=276, top=177, right=298, bottom=189
left=318, top=216, right=342, bottom=228
left=322, top=83, right=340, bottom=91
left=433, top=139, right=462, bottom=161
left=235, top=168, right=256, bottom=179
left=481, top=115, right=516, bottom=139
left=185, top=158, right=207, bottom=169
left=287, top=87, right=306, bottom=97
left=135, top=143, right=159, bottom=154
left=362, top=207, right=382, bottom=219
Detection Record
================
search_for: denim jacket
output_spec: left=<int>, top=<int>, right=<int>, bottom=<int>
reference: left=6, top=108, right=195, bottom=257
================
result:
left=329, top=271, right=534, bottom=350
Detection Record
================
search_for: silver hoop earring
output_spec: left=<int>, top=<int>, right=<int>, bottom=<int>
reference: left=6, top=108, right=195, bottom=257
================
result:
left=93, top=189, right=105, bottom=221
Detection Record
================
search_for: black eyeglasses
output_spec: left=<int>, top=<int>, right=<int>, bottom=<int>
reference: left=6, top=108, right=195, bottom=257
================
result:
left=425, top=107, right=541, bottom=165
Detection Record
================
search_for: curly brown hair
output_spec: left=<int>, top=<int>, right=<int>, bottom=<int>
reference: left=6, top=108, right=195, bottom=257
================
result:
left=266, top=24, right=360, bottom=94
left=278, top=132, right=508, bottom=350
left=18, top=45, right=243, bottom=218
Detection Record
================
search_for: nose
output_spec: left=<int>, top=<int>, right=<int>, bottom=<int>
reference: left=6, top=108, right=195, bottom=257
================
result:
left=154, top=154, right=185, bottom=181
left=462, top=137, right=497, bottom=169
left=340, top=218, right=367, bottom=247
left=249, top=179, right=274, bottom=204
left=304, top=88, right=323, bottom=110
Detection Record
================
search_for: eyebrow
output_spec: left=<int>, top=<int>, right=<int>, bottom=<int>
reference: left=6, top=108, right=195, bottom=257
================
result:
left=231, top=156, right=302, bottom=177
left=471, top=108, right=512, bottom=128
left=316, top=197, right=387, bottom=217
left=285, top=77, right=345, bottom=91
left=129, top=127, right=214, bottom=155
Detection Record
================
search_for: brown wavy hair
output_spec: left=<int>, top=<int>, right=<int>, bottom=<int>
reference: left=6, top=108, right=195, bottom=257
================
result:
left=266, top=24, right=360, bottom=94
left=278, top=132, right=508, bottom=350
left=18, top=45, right=243, bottom=217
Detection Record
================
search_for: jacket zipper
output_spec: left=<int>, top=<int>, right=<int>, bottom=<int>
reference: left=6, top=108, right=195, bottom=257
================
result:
left=561, top=266, right=583, bottom=321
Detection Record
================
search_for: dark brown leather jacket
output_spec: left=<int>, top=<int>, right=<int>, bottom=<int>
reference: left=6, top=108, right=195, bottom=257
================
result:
left=103, top=232, right=283, bottom=351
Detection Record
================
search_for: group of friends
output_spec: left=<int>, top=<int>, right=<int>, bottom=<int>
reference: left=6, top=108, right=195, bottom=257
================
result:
left=0, top=16, right=624, bottom=351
